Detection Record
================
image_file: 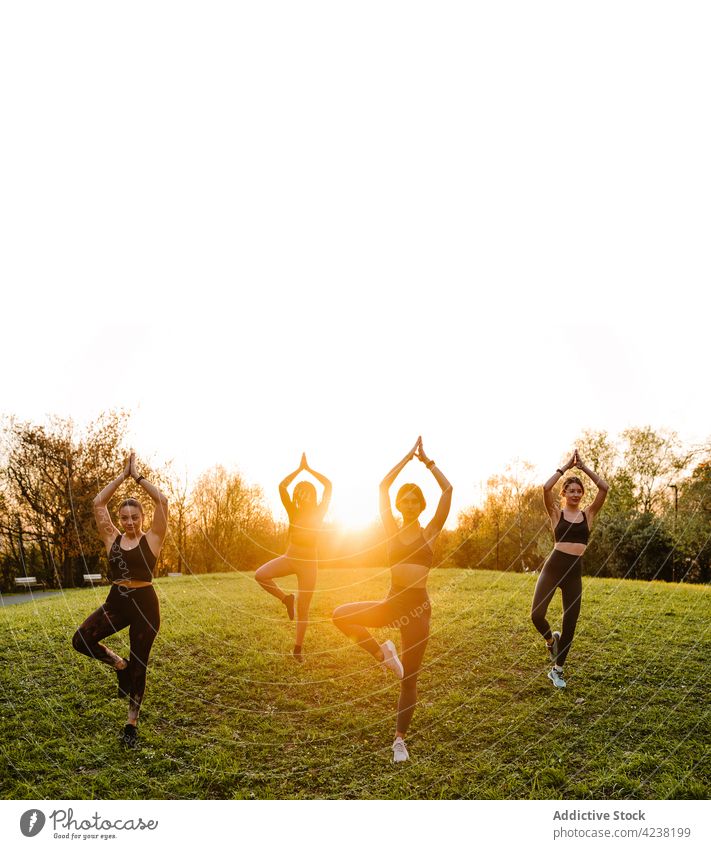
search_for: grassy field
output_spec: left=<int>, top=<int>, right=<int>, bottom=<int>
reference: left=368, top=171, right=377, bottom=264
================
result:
left=1, top=568, right=709, bottom=800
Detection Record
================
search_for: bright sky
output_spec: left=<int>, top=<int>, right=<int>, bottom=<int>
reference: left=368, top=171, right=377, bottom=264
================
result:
left=1, top=3, right=710, bottom=528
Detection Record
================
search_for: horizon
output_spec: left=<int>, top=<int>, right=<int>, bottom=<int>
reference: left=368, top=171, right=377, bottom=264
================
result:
left=1, top=407, right=707, bottom=531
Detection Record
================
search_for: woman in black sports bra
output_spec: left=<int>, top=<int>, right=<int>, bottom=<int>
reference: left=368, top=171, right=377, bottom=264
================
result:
left=333, top=437, right=452, bottom=763
left=533, top=449, right=609, bottom=688
left=255, top=453, right=332, bottom=662
left=72, top=452, right=168, bottom=747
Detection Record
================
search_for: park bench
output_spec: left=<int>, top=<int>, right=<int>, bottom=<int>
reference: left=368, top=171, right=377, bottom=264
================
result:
left=167, top=572, right=182, bottom=577
left=83, top=573, right=106, bottom=586
left=14, top=577, right=46, bottom=591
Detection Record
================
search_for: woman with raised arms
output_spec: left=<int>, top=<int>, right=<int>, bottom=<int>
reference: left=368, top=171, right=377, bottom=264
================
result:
left=533, top=449, right=609, bottom=688
left=255, top=453, right=332, bottom=662
left=72, top=452, right=168, bottom=747
left=333, top=437, right=452, bottom=764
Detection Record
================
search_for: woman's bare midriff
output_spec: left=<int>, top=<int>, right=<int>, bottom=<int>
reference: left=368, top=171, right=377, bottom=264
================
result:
left=112, top=580, right=152, bottom=588
left=553, top=543, right=587, bottom=557
left=391, top=561, right=429, bottom=590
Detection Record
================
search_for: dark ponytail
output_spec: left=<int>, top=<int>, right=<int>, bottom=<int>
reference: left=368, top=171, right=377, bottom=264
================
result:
left=119, top=498, right=144, bottom=515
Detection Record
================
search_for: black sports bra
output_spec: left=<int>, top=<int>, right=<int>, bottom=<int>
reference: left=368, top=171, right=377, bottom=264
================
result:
left=388, top=529, right=434, bottom=568
left=108, top=534, right=156, bottom=583
left=554, top=511, right=589, bottom=545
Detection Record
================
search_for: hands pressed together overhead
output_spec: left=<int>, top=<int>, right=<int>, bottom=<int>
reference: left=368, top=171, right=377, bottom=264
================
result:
left=561, top=449, right=586, bottom=473
left=124, top=451, right=142, bottom=482
left=407, top=436, right=435, bottom=469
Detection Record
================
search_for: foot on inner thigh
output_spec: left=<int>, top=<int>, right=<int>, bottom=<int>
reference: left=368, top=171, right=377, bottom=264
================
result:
left=105, top=648, right=127, bottom=669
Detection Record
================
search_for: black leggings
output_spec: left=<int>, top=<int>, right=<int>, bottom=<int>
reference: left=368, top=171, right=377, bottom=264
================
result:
left=333, top=586, right=431, bottom=735
left=531, top=550, right=582, bottom=666
left=72, top=584, right=160, bottom=720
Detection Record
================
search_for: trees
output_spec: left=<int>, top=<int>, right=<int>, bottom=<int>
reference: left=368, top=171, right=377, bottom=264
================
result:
left=563, top=428, right=700, bottom=580
left=1, top=414, right=708, bottom=588
left=449, top=464, right=548, bottom=572
left=0, top=411, right=173, bottom=589
left=450, top=428, right=708, bottom=583
left=0, top=411, right=132, bottom=588
left=673, top=459, right=711, bottom=583
left=0, top=412, right=283, bottom=590
left=620, top=427, right=692, bottom=514
left=187, top=466, right=276, bottom=573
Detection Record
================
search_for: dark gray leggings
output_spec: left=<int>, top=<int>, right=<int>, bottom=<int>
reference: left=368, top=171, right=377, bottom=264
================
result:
left=531, top=550, right=582, bottom=666
left=333, top=587, right=431, bottom=735
left=72, top=584, right=160, bottom=721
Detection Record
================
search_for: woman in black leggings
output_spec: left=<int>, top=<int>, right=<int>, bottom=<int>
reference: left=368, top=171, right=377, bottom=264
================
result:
left=72, top=452, right=168, bottom=747
left=255, top=453, right=332, bottom=662
left=333, top=437, right=452, bottom=763
left=533, top=449, right=608, bottom=688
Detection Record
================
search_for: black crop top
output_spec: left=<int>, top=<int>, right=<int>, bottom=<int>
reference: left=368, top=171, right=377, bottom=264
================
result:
left=387, top=529, right=434, bottom=568
left=554, top=511, right=589, bottom=545
left=108, top=534, right=157, bottom=583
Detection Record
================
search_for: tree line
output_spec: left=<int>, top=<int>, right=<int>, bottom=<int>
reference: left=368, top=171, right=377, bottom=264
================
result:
left=1, top=414, right=709, bottom=591
left=445, top=428, right=711, bottom=583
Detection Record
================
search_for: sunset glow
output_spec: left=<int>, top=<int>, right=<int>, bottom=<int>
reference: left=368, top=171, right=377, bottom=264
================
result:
left=1, top=4, right=709, bottom=530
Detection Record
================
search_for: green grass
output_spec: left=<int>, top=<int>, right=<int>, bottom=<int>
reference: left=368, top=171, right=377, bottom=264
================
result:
left=1, top=569, right=709, bottom=800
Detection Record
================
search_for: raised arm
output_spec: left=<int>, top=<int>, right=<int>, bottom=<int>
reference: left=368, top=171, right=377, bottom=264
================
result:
left=303, top=454, right=333, bottom=517
left=543, top=451, right=576, bottom=523
left=278, top=455, right=305, bottom=517
left=93, top=455, right=130, bottom=549
left=575, top=451, right=609, bottom=524
left=131, top=453, right=169, bottom=552
left=417, top=439, right=453, bottom=539
left=379, top=437, right=420, bottom=536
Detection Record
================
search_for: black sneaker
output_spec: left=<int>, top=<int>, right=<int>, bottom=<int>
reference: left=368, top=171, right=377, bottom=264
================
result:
left=283, top=594, right=295, bottom=621
left=116, top=660, right=131, bottom=699
left=119, top=724, right=138, bottom=748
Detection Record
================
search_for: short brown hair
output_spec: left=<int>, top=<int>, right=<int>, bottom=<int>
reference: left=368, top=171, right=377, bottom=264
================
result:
left=395, top=483, right=426, bottom=513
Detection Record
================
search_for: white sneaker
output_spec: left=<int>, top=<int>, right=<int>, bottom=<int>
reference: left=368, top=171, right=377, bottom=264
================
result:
left=547, top=631, right=560, bottom=664
left=548, top=667, right=566, bottom=689
left=392, top=737, right=409, bottom=763
left=380, top=640, right=404, bottom=679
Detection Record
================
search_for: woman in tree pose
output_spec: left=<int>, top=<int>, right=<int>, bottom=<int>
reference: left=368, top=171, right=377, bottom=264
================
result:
left=255, top=453, right=332, bottom=662
left=72, top=452, right=168, bottom=747
left=534, top=449, right=609, bottom=688
left=333, top=437, right=452, bottom=763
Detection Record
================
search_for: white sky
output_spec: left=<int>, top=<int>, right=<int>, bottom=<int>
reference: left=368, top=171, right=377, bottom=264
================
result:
left=1, top=3, right=710, bottom=527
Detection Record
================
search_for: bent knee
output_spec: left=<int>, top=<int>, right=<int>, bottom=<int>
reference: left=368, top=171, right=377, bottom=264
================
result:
left=331, top=606, right=350, bottom=631
left=531, top=606, right=545, bottom=624
left=72, top=628, right=89, bottom=654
